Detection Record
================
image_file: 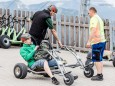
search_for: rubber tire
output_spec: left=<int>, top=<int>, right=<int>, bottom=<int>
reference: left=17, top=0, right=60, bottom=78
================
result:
left=113, top=58, right=115, bottom=67
left=84, top=67, right=94, bottom=78
left=0, top=35, right=11, bottom=49
left=14, top=63, right=27, bottom=79
left=85, top=58, right=94, bottom=67
left=64, top=73, right=74, bottom=86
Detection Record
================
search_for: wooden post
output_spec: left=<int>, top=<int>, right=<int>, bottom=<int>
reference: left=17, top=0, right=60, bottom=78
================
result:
left=61, top=15, right=64, bottom=45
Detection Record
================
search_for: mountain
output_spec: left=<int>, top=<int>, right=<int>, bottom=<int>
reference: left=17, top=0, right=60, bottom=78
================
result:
left=0, top=0, right=115, bottom=20
left=0, top=0, right=28, bottom=11
left=0, top=0, right=79, bottom=16
left=29, top=1, right=78, bottom=16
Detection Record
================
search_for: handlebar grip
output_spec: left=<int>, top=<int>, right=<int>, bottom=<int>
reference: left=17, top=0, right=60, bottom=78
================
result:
left=13, top=16, right=16, bottom=19
left=24, top=17, right=27, bottom=20
left=2, top=14, right=6, bottom=19
left=8, top=15, right=12, bottom=17
left=7, top=15, right=12, bottom=20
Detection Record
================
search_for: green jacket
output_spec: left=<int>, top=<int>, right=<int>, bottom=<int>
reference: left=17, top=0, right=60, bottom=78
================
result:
left=20, top=44, right=36, bottom=68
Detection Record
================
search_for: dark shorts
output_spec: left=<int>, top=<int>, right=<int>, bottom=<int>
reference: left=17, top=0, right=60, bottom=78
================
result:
left=31, top=59, right=57, bottom=70
left=92, top=42, right=106, bottom=62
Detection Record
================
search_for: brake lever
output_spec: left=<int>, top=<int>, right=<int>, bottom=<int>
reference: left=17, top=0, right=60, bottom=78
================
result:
left=8, top=15, right=12, bottom=19
left=2, top=14, right=6, bottom=20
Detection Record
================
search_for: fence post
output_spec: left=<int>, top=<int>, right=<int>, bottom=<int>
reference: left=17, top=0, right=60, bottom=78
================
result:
left=56, top=14, right=59, bottom=49
left=64, top=15, right=66, bottom=45
left=78, top=16, right=81, bottom=52
left=73, top=15, right=76, bottom=48
left=109, top=21, right=113, bottom=51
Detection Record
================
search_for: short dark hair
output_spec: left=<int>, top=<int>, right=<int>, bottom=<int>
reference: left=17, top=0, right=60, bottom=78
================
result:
left=89, top=7, right=97, bottom=13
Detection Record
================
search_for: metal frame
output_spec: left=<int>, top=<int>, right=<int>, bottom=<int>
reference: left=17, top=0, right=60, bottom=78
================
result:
left=27, top=48, right=73, bottom=81
left=63, top=46, right=92, bottom=74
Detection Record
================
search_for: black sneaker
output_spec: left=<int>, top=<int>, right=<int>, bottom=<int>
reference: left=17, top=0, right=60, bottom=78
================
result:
left=52, top=77, right=60, bottom=85
left=91, top=74, right=103, bottom=81
left=74, top=75, right=78, bottom=80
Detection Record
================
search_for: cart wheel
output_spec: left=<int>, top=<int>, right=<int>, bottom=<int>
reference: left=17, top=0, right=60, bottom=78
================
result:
left=113, top=58, right=115, bottom=67
left=0, top=35, right=11, bottom=49
left=43, top=74, right=50, bottom=78
left=14, top=63, right=27, bottom=79
left=64, top=73, right=74, bottom=85
left=84, top=67, right=94, bottom=78
left=85, top=58, right=94, bottom=67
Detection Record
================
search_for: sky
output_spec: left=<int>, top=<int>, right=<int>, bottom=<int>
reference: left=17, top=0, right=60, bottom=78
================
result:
left=0, top=0, right=65, bottom=5
left=0, top=0, right=115, bottom=6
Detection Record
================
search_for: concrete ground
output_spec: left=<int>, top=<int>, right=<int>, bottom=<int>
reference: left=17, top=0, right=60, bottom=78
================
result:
left=0, top=46, right=115, bottom=86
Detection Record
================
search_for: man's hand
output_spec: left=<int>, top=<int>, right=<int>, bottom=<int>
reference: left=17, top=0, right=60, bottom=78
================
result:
left=58, top=40, right=63, bottom=48
left=34, top=46, right=39, bottom=51
left=51, top=29, right=63, bottom=48
left=26, top=18, right=31, bottom=22
left=86, top=42, right=91, bottom=48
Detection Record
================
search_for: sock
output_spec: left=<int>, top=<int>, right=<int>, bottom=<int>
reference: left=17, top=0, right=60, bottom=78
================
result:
left=51, top=77, right=55, bottom=80
left=97, top=73, right=103, bottom=77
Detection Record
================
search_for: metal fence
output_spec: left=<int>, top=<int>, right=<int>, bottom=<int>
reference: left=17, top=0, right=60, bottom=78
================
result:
left=0, top=8, right=115, bottom=51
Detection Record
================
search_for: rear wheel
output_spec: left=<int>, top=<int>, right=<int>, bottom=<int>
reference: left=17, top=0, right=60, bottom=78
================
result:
left=113, top=58, right=115, bottom=67
left=0, top=35, right=11, bottom=49
left=14, top=63, right=27, bottom=79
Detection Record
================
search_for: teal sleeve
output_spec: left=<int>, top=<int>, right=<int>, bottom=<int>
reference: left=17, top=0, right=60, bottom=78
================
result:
left=20, top=49, right=35, bottom=61
left=46, top=18, right=54, bottom=29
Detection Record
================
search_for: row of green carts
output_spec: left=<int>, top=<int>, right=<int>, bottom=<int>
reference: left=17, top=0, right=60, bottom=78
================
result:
left=0, top=14, right=27, bottom=49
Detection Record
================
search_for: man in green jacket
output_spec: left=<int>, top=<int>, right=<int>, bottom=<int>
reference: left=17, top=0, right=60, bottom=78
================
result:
left=20, top=33, right=60, bottom=85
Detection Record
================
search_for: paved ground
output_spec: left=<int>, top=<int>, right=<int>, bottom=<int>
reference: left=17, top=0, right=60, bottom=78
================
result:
left=0, top=46, right=115, bottom=86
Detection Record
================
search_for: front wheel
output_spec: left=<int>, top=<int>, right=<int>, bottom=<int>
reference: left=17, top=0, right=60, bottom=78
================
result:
left=64, top=73, right=74, bottom=86
left=113, top=58, right=115, bottom=67
left=84, top=67, right=94, bottom=78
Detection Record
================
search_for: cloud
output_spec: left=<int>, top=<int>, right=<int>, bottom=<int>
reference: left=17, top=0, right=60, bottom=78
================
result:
left=21, top=0, right=70, bottom=5
left=0, top=0, right=70, bottom=5
left=55, top=2, right=63, bottom=7
left=0, top=0, right=11, bottom=2
left=104, top=0, right=115, bottom=7
left=20, top=0, right=49, bottom=5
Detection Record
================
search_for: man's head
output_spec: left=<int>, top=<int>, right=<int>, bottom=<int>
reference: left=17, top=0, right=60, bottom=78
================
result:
left=21, top=33, right=32, bottom=44
left=47, top=5, right=58, bottom=16
left=88, top=7, right=97, bottom=17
